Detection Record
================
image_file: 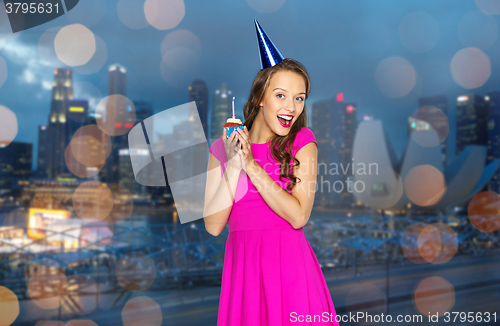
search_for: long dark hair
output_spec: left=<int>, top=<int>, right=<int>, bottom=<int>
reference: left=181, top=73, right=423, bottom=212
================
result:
left=243, top=58, right=311, bottom=192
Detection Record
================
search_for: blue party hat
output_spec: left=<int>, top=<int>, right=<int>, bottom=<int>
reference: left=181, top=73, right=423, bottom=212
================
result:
left=254, top=19, right=284, bottom=69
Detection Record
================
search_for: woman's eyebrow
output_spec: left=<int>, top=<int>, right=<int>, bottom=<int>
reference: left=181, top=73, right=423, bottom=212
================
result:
left=273, top=87, right=306, bottom=95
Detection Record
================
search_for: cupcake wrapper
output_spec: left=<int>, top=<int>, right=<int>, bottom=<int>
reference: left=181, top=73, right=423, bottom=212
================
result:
left=224, top=126, right=242, bottom=138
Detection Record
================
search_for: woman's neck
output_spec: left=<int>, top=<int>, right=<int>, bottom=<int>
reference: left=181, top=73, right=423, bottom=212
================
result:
left=250, top=109, right=275, bottom=144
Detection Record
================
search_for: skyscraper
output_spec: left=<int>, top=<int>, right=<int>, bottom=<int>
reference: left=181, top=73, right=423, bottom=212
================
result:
left=133, top=100, right=153, bottom=122
left=103, top=64, right=135, bottom=184
left=47, top=68, right=74, bottom=179
left=108, top=64, right=126, bottom=96
left=37, top=125, right=48, bottom=177
left=0, top=142, right=32, bottom=189
left=342, top=103, right=357, bottom=205
left=117, top=100, right=154, bottom=195
left=66, top=99, right=89, bottom=136
left=487, top=91, right=500, bottom=192
left=188, top=80, right=209, bottom=139
left=211, top=83, right=232, bottom=144
left=417, top=95, right=449, bottom=164
left=456, top=94, right=487, bottom=157
left=312, top=99, right=344, bottom=208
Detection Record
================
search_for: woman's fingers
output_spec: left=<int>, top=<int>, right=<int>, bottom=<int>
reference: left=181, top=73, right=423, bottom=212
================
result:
left=237, top=131, right=248, bottom=154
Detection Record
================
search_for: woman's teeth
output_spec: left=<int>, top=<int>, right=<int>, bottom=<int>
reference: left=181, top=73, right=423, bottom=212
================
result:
left=277, top=115, right=292, bottom=126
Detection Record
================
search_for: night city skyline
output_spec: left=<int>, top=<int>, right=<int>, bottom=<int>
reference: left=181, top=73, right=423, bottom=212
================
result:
left=2, top=1, right=500, bottom=325
left=2, top=0, right=500, bottom=171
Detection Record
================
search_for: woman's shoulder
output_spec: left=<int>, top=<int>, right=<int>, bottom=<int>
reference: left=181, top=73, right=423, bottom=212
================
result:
left=297, top=127, right=316, bottom=139
left=292, top=127, right=317, bottom=155
left=296, top=127, right=317, bottom=145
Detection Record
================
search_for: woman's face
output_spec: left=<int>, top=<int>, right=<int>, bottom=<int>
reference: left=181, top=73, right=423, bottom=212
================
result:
left=259, top=70, right=306, bottom=136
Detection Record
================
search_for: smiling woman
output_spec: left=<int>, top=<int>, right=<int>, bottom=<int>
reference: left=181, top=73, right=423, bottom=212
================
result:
left=203, top=20, right=340, bottom=326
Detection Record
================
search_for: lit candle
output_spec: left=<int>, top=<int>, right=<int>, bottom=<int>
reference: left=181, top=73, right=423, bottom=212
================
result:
left=232, top=97, right=235, bottom=119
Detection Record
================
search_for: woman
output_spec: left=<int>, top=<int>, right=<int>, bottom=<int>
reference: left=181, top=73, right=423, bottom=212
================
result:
left=204, top=58, right=340, bottom=326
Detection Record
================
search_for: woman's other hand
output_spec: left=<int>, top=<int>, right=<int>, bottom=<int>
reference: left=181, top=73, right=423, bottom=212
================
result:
left=223, top=128, right=243, bottom=171
left=235, top=126, right=257, bottom=173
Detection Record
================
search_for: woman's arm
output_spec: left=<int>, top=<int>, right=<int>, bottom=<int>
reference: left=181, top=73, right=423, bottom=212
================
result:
left=203, top=153, right=242, bottom=236
left=244, top=142, right=318, bottom=229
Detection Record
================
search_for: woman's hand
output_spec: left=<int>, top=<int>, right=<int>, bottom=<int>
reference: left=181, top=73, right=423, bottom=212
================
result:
left=234, top=126, right=257, bottom=173
left=222, top=128, right=243, bottom=171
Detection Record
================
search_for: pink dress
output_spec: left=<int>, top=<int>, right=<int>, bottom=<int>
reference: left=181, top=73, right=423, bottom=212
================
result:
left=209, top=127, right=340, bottom=326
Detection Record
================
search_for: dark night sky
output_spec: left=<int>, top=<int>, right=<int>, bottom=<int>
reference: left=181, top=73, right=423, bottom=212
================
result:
left=1, top=0, right=500, bottom=170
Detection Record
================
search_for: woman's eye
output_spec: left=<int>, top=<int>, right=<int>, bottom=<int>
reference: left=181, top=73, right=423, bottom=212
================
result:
left=296, top=97, right=304, bottom=101
left=277, top=94, right=285, bottom=99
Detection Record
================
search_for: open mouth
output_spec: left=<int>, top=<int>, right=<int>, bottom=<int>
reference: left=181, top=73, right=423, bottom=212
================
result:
left=277, top=114, right=293, bottom=128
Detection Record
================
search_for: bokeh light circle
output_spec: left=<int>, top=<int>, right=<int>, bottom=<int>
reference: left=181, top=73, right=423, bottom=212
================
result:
left=417, top=225, right=442, bottom=263
left=0, top=55, right=7, bottom=89
left=144, top=0, right=185, bottom=30
left=95, top=95, right=136, bottom=136
left=117, top=0, right=150, bottom=29
left=475, top=0, right=500, bottom=15
left=0, top=105, right=18, bottom=148
left=451, top=47, right=491, bottom=89
left=399, top=12, right=439, bottom=53
left=404, top=165, right=446, bottom=206
left=65, top=144, right=104, bottom=178
left=122, top=296, right=162, bottom=326
left=458, top=10, right=498, bottom=50
left=73, top=35, right=108, bottom=75
left=70, top=125, right=112, bottom=167
left=162, top=47, right=200, bottom=71
left=468, top=191, right=500, bottom=232
left=0, top=286, right=20, bottom=326
left=27, top=263, right=68, bottom=309
left=25, top=258, right=61, bottom=285
left=247, top=0, right=286, bottom=13
left=108, top=183, right=134, bottom=224
left=116, top=251, right=157, bottom=292
left=161, top=30, right=201, bottom=57
left=429, top=223, right=458, bottom=264
left=413, top=276, right=455, bottom=315
left=54, top=24, right=96, bottom=66
left=410, top=106, right=449, bottom=147
left=73, top=181, right=114, bottom=221
left=64, top=274, right=100, bottom=315
left=401, top=223, right=428, bottom=264
left=375, top=57, right=416, bottom=98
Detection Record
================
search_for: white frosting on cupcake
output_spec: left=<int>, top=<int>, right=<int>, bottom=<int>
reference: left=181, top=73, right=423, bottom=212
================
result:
left=226, top=118, right=242, bottom=124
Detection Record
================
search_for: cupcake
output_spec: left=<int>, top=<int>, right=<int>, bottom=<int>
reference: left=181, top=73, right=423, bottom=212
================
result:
left=223, top=118, right=243, bottom=138
left=224, top=97, right=243, bottom=138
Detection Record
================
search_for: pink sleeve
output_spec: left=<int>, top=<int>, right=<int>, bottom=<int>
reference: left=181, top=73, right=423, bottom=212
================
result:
left=209, top=137, right=228, bottom=176
left=292, top=127, right=318, bottom=156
